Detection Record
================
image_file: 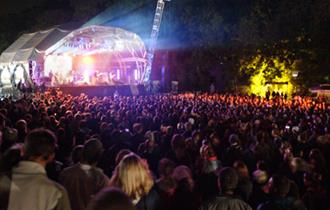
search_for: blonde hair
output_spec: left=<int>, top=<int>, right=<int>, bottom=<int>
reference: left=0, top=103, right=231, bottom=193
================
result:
left=110, top=153, right=154, bottom=202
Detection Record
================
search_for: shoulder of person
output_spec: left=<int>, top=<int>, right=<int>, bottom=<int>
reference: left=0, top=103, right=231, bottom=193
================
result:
left=257, top=201, right=288, bottom=210
left=89, top=166, right=108, bottom=178
left=0, top=170, right=12, bottom=192
left=35, top=175, right=69, bottom=200
left=51, top=181, right=72, bottom=210
left=143, top=184, right=162, bottom=204
left=51, top=179, right=69, bottom=194
left=59, top=164, right=81, bottom=176
left=90, top=166, right=109, bottom=183
left=208, top=196, right=252, bottom=210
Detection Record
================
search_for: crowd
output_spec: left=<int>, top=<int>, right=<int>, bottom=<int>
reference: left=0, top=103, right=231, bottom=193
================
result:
left=0, top=90, right=329, bottom=210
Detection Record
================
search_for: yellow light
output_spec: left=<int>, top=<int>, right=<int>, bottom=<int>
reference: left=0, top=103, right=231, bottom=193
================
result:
left=240, top=54, right=296, bottom=97
left=250, top=70, right=268, bottom=97
left=82, top=56, right=94, bottom=65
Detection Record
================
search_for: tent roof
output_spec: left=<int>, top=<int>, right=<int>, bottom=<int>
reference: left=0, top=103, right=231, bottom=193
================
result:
left=46, top=25, right=146, bottom=58
left=83, top=1, right=155, bottom=41
left=0, top=26, right=74, bottom=64
left=83, top=1, right=176, bottom=50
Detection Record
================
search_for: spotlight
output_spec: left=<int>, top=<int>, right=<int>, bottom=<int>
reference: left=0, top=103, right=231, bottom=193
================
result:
left=292, top=71, right=299, bottom=78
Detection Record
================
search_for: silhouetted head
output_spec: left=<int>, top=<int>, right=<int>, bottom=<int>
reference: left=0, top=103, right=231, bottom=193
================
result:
left=87, top=187, right=135, bottom=210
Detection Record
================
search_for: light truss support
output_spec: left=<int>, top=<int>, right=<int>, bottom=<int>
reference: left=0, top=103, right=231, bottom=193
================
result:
left=142, top=0, right=171, bottom=83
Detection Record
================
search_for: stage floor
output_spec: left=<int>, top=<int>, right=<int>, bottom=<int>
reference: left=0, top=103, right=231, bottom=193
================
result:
left=0, top=84, right=147, bottom=98
left=55, top=84, right=146, bottom=96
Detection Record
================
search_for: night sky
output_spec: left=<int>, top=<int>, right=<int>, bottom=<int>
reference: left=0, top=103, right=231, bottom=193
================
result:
left=1, top=0, right=47, bottom=15
left=0, top=0, right=85, bottom=17
left=0, top=0, right=75, bottom=36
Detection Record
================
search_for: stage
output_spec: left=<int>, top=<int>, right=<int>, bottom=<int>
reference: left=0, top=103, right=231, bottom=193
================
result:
left=56, top=84, right=147, bottom=97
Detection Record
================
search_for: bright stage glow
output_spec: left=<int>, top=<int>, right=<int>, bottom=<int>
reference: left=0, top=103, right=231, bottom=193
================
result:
left=45, top=55, right=73, bottom=81
left=83, top=70, right=91, bottom=84
left=82, top=56, right=94, bottom=65
left=116, top=69, right=120, bottom=80
left=134, top=69, right=139, bottom=80
left=114, top=41, right=124, bottom=51
left=44, top=55, right=73, bottom=85
left=1, top=67, right=12, bottom=85
left=44, top=25, right=147, bottom=86
left=0, top=62, right=28, bottom=86
left=14, top=65, right=26, bottom=84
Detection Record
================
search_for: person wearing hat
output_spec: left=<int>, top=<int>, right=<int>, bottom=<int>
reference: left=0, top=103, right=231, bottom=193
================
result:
left=199, top=167, right=252, bottom=210
left=59, top=138, right=109, bottom=210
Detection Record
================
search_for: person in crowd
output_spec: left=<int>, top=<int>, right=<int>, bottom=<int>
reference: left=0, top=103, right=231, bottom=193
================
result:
left=115, top=149, right=132, bottom=166
left=86, top=187, right=136, bottom=210
left=200, top=167, right=252, bottom=210
left=0, top=128, right=71, bottom=210
left=109, top=153, right=161, bottom=210
left=302, top=172, right=329, bottom=210
left=138, top=132, right=161, bottom=173
left=155, top=158, right=177, bottom=210
left=15, top=119, right=28, bottom=143
left=288, top=157, right=309, bottom=192
left=0, top=143, right=22, bottom=172
left=233, top=161, right=253, bottom=202
left=169, top=134, right=192, bottom=168
left=70, top=145, right=83, bottom=165
left=199, top=167, right=252, bottom=210
left=156, top=158, right=176, bottom=196
left=172, top=165, right=201, bottom=210
left=223, top=134, right=244, bottom=166
left=257, top=175, right=298, bottom=210
left=199, top=139, right=221, bottom=174
left=131, top=123, right=145, bottom=152
left=59, top=138, right=109, bottom=210
left=250, top=161, right=270, bottom=208
left=0, top=113, right=18, bottom=153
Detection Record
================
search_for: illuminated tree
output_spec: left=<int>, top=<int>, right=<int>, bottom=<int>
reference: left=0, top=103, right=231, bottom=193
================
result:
left=239, top=53, right=298, bottom=97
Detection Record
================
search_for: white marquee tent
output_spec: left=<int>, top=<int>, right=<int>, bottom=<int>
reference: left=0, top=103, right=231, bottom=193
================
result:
left=0, top=27, right=71, bottom=64
left=0, top=26, right=72, bottom=87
